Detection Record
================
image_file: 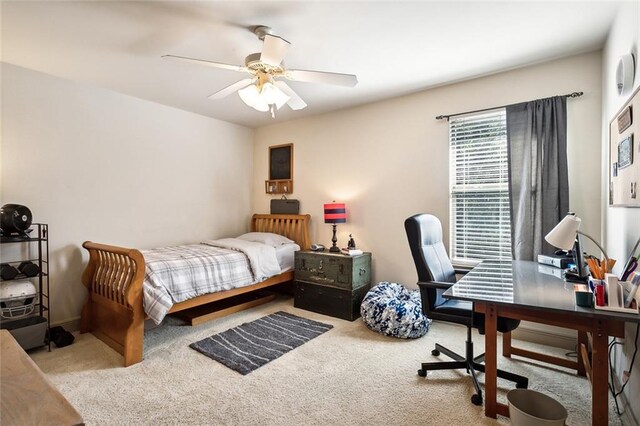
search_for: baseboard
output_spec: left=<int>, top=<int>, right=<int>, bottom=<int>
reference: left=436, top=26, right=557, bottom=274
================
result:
left=53, top=317, right=80, bottom=332
left=55, top=317, right=156, bottom=333
left=511, top=325, right=577, bottom=351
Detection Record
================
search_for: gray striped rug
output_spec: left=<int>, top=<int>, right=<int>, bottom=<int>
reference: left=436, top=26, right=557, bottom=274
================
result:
left=190, top=311, right=333, bottom=375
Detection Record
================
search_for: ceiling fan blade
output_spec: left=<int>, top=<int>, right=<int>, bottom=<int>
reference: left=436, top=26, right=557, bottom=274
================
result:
left=260, top=34, right=290, bottom=66
left=286, top=69, right=358, bottom=87
left=162, top=55, right=246, bottom=72
left=208, top=79, right=255, bottom=99
left=274, top=81, right=307, bottom=110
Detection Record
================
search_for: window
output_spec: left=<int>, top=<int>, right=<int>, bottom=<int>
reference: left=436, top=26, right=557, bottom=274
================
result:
left=449, top=109, right=512, bottom=264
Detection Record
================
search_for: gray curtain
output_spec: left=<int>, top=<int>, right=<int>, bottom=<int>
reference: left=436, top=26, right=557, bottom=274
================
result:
left=507, top=96, right=568, bottom=261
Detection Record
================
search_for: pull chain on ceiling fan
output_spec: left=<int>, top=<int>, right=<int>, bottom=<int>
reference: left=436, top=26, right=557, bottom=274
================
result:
left=163, top=25, right=358, bottom=117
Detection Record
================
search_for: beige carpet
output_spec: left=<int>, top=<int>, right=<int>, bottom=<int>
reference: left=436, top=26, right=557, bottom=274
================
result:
left=31, top=297, right=621, bottom=425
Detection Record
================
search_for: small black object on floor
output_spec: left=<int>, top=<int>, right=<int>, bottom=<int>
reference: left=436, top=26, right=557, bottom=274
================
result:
left=48, top=326, right=75, bottom=348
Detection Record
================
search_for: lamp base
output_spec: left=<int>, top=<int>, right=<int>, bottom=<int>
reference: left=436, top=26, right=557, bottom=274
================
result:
left=564, top=269, right=588, bottom=283
left=329, top=224, right=340, bottom=252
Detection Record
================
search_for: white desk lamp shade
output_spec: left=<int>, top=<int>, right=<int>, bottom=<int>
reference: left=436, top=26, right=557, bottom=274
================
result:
left=545, top=214, right=581, bottom=250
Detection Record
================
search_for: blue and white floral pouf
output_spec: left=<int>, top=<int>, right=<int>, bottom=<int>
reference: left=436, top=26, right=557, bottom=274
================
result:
left=360, top=282, right=431, bottom=339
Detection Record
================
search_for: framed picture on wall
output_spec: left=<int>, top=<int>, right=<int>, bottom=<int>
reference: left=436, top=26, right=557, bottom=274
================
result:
left=265, top=143, right=294, bottom=194
left=269, top=143, right=293, bottom=180
left=609, top=85, right=640, bottom=206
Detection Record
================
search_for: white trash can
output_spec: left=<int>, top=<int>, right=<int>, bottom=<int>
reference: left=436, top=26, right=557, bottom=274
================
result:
left=507, top=389, right=568, bottom=426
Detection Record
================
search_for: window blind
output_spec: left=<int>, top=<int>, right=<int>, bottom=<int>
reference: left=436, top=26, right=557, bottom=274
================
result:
left=449, top=109, right=512, bottom=263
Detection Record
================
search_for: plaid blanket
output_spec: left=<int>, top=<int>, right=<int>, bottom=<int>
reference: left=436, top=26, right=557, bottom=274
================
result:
left=142, top=244, right=254, bottom=324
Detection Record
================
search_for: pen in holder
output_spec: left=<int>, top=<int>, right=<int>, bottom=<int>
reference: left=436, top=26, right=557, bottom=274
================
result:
left=594, top=283, right=606, bottom=307
left=579, top=276, right=604, bottom=307
left=588, top=276, right=603, bottom=293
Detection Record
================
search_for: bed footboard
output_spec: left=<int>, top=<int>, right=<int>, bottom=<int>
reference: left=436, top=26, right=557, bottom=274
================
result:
left=80, top=242, right=146, bottom=367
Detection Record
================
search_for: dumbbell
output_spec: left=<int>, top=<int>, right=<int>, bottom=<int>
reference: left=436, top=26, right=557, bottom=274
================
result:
left=18, top=261, right=40, bottom=277
left=0, top=263, right=18, bottom=280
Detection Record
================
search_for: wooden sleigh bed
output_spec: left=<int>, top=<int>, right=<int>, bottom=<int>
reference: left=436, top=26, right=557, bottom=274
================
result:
left=80, top=214, right=310, bottom=367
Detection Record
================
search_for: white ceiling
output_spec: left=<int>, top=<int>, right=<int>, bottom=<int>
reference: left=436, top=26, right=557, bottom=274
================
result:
left=1, top=1, right=621, bottom=128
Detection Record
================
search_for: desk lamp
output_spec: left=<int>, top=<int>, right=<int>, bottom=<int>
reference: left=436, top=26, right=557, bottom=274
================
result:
left=324, top=202, right=346, bottom=253
left=545, top=213, right=609, bottom=281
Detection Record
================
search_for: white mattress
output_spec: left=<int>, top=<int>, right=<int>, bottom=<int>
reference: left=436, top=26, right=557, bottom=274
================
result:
left=276, top=243, right=300, bottom=272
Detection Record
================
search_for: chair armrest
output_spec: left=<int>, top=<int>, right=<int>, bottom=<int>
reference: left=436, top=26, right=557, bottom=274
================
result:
left=417, top=280, right=453, bottom=290
left=454, top=268, right=472, bottom=276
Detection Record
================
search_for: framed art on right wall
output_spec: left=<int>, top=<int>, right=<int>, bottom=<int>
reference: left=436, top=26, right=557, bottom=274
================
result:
left=610, top=85, right=640, bottom=206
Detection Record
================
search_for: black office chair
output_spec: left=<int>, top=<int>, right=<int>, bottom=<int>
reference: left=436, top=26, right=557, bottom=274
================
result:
left=404, top=213, right=528, bottom=406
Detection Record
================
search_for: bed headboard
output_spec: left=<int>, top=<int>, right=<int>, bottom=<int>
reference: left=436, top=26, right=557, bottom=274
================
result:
left=251, top=214, right=311, bottom=250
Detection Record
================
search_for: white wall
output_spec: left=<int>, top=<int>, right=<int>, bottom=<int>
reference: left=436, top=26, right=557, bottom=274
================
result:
left=602, top=2, right=640, bottom=422
left=0, top=63, right=254, bottom=324
left=254, top=51, right=603, bottom=295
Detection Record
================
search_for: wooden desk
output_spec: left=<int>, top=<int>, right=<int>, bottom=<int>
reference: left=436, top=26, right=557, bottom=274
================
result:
left=1, top=330, right=83, bottom=425
left=444, top=260, right=639, bottom=425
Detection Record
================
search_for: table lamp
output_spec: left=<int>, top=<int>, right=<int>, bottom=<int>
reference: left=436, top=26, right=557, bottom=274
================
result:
left=545, top=212, right=609, bottom=281
left=324, top=202, right=346, bottom=253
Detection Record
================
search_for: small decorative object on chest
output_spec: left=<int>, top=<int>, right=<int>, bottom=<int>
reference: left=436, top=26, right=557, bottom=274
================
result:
left=294, top=250, right=372, bottom=321
left=347, top=234, right=356, bottom=250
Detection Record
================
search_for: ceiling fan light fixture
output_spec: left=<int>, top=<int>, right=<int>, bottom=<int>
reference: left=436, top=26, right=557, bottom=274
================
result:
left=261, top=82, right=289, bottom=109
left=238, top=78, right=289, bottom=114
left=238, top=84, right=269, bottom=112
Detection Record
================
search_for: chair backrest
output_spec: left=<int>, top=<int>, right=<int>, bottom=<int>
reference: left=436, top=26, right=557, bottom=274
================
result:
left=405, top=214, right=456, bottom=283
left=405, top=214, right=456, bottom=313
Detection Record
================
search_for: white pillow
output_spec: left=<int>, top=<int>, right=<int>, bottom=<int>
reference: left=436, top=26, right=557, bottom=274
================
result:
left=237, top=232, right=294, bottom=247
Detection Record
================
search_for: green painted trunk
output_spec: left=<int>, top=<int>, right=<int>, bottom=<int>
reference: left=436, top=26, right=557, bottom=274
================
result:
left=294, top=251, right=371, bottom=291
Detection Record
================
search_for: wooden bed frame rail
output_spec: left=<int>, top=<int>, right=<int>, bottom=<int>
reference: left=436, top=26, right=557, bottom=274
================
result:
left=80, top=242, right=146, bottom=366
left=252, top=214, right=310, bottom=250
left=80, top=214, right=310, bottom=367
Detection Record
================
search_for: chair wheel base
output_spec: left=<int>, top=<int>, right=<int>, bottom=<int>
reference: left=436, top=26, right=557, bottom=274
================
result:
left=471, top=394, right=483, bottom=406
left=417, top=369, right=427, bottom=377
left=431, top=349, right=440, bottom=356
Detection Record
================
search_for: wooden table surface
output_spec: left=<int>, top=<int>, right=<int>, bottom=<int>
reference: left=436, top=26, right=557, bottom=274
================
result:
left=1, top=330, right=83, bottom=425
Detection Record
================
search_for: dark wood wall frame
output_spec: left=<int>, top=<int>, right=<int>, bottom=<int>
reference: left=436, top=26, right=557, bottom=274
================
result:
left=265, top=143, right=294, bottom=194
left=610, top=85, right=640, bottom=207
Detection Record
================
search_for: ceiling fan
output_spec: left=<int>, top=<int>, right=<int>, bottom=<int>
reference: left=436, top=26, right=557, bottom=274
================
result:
left=163, top=26, right=358, bottom=117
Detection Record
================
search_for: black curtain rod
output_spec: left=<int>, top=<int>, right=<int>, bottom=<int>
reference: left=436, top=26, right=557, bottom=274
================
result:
left=435, top=91, right=583, bottom=120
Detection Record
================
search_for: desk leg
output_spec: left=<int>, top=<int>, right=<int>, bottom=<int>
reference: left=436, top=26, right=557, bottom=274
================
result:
left=502, top=331, right=512, bottom=357
left=484, top=302, right=498, bottom=419
left=591, top=321, right=608, bottom=425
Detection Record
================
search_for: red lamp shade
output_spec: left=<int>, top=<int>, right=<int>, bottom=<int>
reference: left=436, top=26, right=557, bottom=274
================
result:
left=324, top=203, right=346, bottom=224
